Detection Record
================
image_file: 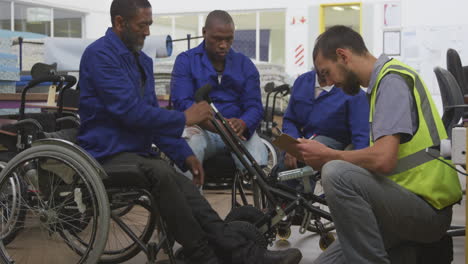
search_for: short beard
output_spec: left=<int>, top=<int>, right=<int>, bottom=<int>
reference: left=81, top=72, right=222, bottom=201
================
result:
left=339, top=64, right=361, bottom=95
left=121, top=23, right=143, bottom=53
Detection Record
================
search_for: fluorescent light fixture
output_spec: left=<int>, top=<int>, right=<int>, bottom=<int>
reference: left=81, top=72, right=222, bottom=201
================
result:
left=332, top=6, right=345, bottom=11
left=350, top=5, right=360, bottom=10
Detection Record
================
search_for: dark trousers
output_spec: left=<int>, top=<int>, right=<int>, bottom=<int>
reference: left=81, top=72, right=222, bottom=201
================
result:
left=101, top=152, right=262, bottom=263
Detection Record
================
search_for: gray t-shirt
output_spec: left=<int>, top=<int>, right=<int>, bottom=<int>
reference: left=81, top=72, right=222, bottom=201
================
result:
left=367, top=54, right=418, bottom=143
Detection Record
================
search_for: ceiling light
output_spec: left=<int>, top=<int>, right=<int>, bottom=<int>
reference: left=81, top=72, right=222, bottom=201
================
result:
left=332, top=6, right=345, bottom=11
left=350, top=6, right=360, bottom=10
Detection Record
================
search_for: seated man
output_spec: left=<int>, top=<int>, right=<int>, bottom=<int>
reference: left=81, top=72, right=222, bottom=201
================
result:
left=78, top=1, right=301, bottom=263
left=171, top=10, right=267, bottom=181
left=298, top=25, right=462, bottom=264
left=282, top=70, right=369, bottom=170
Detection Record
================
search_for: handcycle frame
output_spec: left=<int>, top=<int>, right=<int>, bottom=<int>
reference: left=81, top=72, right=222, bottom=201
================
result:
left=195, top=85, right=333, bottom=242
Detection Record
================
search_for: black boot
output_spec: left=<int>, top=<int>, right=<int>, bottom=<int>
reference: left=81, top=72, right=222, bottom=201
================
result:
left=184, top=240, right=221, bottom=264
left=260, top=248, right=302, bottom=264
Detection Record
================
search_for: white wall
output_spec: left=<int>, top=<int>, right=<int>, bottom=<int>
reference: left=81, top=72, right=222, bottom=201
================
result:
left=399, top=0, right=468, bottom=113
left=151, top=0, right=310, bottom=14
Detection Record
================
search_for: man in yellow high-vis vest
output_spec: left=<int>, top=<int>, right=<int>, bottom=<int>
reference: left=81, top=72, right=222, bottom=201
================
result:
left=296, top=25, right=462, bottom=264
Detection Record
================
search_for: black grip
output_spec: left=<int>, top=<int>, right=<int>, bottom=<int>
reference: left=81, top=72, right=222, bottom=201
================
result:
left=194, top=84, right=213, bottom=103
left=271, top=84, right=290, bottom=93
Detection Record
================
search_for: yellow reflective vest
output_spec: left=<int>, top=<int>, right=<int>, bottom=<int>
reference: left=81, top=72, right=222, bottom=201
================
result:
left=369, top=59, right=462, bottom=209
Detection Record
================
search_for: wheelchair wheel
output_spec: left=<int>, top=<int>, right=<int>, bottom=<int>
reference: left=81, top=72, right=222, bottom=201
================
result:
left=227, top=221, right=267, bottom=249
left=259, top=135, right=278, bottom=175
left=253, top=135, right=278, bottom=210
left=0, top=144, right=110, bottom=264
left=96, top=192, right=157, bottom=263
left=0, top=161, right=27, bottom=246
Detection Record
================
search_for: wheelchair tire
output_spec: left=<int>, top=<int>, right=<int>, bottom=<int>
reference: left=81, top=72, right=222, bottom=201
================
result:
left=253, top=135, right=279, bottom=210
left=0, top=160, right=27, bottom=246
left=227, top=221, right=267, bottom=249
left=258, top=134, right=279, bottom=174
left=225, top=205, right=265, bottom=224
left=0, top=144, right=110, bottom=264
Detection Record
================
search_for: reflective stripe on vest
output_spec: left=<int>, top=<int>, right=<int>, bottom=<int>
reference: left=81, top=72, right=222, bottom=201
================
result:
left=369, top=59, right=462, bottom=209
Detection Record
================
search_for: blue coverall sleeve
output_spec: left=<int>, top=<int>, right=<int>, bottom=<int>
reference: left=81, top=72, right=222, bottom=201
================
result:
left=171, top=53, right=195, bottom=112
left=239, top=61, right=264, bottom=138
left=347, top=91, right=370, bottom=149
left=144, top=85, right=193, bottom=171
left=282, top=78, right=303, bottom=139
left=88, top=49, right=186, bottom=137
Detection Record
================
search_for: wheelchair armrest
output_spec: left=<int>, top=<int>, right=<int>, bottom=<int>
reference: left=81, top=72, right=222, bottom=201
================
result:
left=56, top=116, right=80, bottom=128
left=15, top=118, right=44, bottom=132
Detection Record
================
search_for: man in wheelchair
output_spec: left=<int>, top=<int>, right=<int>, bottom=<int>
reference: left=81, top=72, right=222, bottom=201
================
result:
left=77, top=0, right=301, bottom=263
left=170, top=10, right=268, bottom=182
left=296, top=25, right=462, bottom=264
left=282, top=69, right=369, bottom=169
left=278, top=68, right=369, bottom=194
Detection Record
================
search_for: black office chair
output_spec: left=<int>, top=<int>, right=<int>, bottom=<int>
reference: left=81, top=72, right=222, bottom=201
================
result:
left=446, top=49, right=468, bottom=96
left=463, top=65, right=468, bottom=92
left=434, top=66, right=467, bottom=240
left=433, top=67, right=464, bottom=139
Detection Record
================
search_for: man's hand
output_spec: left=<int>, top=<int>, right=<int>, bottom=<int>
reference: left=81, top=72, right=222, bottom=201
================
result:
left=228, top=118, right=247, bottom=140
left=284, top=153, right=298, bottom=169
left=185, top=155, right=205, bottom=187
left=296, top=138, right=332, bottom=170
left=185, top=102, right=213, bottom=126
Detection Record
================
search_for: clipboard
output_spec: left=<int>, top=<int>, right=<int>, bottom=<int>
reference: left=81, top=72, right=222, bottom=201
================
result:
left=272, top=133, right=302, bottom=159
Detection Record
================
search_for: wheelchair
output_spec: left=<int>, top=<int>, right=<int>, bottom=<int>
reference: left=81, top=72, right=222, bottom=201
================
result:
left=0, top=70, right=175, bottom=264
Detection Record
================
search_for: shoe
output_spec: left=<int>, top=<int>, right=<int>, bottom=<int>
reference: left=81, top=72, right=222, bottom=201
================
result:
left=261, top=248, right=302, bottom=264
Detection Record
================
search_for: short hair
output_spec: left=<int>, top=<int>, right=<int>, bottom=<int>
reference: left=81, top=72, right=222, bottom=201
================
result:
left=110, top=0, right=151, bottom=26
left=204, top=10, right=234, bottom=29
left=313, top=25, right=368, bottom=62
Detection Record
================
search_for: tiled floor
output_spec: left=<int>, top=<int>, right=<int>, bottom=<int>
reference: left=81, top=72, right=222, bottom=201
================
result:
left=3, top=184, right=464, bottom=263
left=124, top=188, right=466, bottom=264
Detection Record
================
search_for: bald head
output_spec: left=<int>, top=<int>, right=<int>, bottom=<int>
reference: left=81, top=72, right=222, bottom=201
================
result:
left=204, top=10, right=234, bottom=29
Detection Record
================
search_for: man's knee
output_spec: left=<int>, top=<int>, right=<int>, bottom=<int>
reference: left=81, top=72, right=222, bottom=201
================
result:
left=321, top=160, right=367, bottom=194
left=321, top=160, right=350, bottom=186
left=185, top=126, right=207, bottom=158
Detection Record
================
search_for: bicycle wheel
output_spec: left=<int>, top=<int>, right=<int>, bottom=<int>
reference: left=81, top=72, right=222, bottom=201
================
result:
left=0, top=144, right=110, bottom=264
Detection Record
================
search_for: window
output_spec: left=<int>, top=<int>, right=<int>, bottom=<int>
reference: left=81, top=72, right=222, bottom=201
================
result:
left=260, top=11, right=285, bottom=65
left=0, top=1, right=11, bottom=30
left=153, top=10, right=286, bottom=65
left=14, top=4, right=51, bottom=36
left=54, top=9, right=82, bottom=38
left=0, top=1, right=84, bottom=38
left=321, top=3, right=361, bottom=33
left=231, top=12, right=256, bottom=60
